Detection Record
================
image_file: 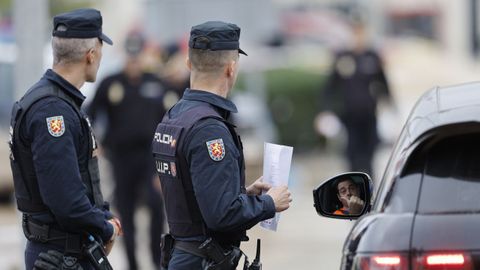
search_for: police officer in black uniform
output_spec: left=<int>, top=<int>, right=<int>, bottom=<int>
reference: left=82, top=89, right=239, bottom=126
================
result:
left=87, top=32, right=168, bottom=270
left=8, top=9, right=121, bottom=270
left=152, top=21, right=293, bottom=270
left=321, top=18, right=392, bottom=176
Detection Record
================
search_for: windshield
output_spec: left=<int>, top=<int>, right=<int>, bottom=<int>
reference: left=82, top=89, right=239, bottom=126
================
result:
left=418, top=133, right=480, bottom=214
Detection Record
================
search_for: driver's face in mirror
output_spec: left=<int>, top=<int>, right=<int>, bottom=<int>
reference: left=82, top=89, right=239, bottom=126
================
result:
left=337, top=179, right=360, bottom=200
left=334, top=178, right=365, bottom=216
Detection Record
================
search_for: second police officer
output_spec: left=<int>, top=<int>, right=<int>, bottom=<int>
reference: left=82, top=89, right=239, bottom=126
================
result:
left=152, top=21, right=293, bottom=269
left=87, top=32, right=169, bottom=270
left=320, top=18, right=392, bottom=177
left=8, top=9, right=121, bottom=270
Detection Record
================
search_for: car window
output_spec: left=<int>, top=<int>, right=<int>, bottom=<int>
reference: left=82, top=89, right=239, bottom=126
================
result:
left=382, top=173, right=421, bottom=213
left=379, top=139, right=426, bottom=213
left=418, top=133, right=480, bottom=214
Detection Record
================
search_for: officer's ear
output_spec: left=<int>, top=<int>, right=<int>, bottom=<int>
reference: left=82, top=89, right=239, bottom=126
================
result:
left=226, top=60, right=237, bottom=78
left=86, top=48, right=95, bottom=64
left=186, top=57, right=192, bottom=71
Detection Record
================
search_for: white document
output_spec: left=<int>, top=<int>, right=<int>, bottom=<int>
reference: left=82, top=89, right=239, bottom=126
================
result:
left=260, top=142, right=293, bottom=231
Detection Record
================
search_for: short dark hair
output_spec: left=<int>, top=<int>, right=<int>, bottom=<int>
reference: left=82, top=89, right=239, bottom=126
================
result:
left=189, top=37, right=238, bottom=74
left=334, top=178, right=354, bottom=194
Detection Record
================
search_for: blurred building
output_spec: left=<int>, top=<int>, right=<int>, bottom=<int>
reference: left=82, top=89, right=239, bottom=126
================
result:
left=144, top=0, right=279, bottom=47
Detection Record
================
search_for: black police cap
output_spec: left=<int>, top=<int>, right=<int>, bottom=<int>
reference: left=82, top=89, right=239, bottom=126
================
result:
left=52, top=8, right=113, bottom=45
left=124, top=32, right=145, bottom=56
left=189, top=21, right=247, bottom=56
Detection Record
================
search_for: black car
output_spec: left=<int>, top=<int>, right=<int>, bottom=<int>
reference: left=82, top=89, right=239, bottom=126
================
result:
left=313, top=82, right=480, bottom=270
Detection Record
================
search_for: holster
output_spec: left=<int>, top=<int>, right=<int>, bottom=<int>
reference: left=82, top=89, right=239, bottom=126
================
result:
left=199, top=238, right=242, bottom=270
left=203, top=248, right=242, bottom=270
left=164, top=235, right=243, bottom=270
left=160, top=234, right=175, bottom=268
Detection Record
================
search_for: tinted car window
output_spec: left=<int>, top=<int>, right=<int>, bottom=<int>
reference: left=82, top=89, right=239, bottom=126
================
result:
left=418, top=133, right=480, bottom=213
left=380, top=141, right=426, bottom=213
left=382, top=173, right=422, bottom=213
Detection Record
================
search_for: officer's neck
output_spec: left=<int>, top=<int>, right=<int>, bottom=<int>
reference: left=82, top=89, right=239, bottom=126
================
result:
left=53, top=64, right=85, bottom=90
left=190, top=76, right=230, bottom=98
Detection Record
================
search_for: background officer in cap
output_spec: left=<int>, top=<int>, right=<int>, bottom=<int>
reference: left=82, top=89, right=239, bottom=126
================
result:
left=8, top=8, right=121, bottom=269
left=319, top=18, right=392, bottom=177
left=88, top=31, right=170, bottom=270
left=152, top=21, right=292, bottom=270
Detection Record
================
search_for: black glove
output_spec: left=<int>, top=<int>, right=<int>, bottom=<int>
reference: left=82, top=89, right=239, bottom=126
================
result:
left=33, top=250, right=84, bottom=270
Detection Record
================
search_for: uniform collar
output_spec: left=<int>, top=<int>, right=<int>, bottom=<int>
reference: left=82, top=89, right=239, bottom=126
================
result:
left=182, top=88, right=238, bottom=113
left=44, top=69, right=86, bottom=106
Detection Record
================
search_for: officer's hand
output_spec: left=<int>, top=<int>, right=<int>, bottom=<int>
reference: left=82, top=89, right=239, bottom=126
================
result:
left=33, top=250, right=63, bottom=270
left=266, top=185, right=292, bottom=212
left=109, top=217, right=123, bottom=236
left=246, top=176, right=271, bottom=196
left=314, top=111, right=341, bottom=138
left=105, top=217, right=122, bottom=255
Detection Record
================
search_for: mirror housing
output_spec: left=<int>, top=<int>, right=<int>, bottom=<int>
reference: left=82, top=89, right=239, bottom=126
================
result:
left=313, top=172, right=372, bottom=220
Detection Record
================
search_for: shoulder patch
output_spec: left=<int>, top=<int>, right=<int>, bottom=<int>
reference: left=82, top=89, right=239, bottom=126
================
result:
left=206, top=138, right=225, bottom=161
left=46, top=115, right=65, bottom=137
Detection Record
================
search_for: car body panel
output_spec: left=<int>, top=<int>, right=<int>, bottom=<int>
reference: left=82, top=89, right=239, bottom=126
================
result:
left=411, top=214, right=480, bottom=251
left=403, top=82, right=480, bottom=144
left=344, top=213, right=414, bottom=253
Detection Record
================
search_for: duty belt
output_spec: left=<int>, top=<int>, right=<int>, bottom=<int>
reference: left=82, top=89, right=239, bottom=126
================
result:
left=174, top=240, right=208, bottom=258
left=22, top=214, right=85, bottom=254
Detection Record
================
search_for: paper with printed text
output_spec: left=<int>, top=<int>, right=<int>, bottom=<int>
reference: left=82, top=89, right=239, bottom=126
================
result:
left=260, top=142, right=293, bottom=231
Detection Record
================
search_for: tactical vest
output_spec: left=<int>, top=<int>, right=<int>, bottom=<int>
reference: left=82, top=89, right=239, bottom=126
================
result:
left=9, top=84, right=104, bottom=213
left=152, top=104, right=246, bottom=245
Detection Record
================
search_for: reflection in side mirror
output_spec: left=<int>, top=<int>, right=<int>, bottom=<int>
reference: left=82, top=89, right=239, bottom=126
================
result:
left=313, top=172, right=372, bottom=220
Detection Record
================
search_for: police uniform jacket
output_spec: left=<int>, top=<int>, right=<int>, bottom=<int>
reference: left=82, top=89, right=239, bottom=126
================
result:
left=10, top=69, right=114, bottom=243
left=323, top=49, right=391, bottom=122
left=87, top=72, right=169, bottom=152
left=153, top=89, right=275, bottom=245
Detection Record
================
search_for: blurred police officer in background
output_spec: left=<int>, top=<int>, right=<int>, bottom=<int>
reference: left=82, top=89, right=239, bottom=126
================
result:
left=159, top=42, right=190, bottom=98
left=320, top=17, right=392, bottom=176
left=87, top=32, right=168, bottom=270
left=152, top=21, right=292, bottom=270
left=8, top=8, right=121, bottom=270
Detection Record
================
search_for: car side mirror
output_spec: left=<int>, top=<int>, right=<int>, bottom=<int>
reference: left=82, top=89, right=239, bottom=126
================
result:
left=313, top=172, right=372, bottom=220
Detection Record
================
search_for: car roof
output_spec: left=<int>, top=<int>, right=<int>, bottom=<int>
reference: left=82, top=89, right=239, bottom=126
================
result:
left=375, top=82, right=480, bottom=208
left=400, top=81, right=480, bottom=151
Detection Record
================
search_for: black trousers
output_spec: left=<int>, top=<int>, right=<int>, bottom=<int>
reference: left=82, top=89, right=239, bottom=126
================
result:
left=344, top=117, right=378, bottom=177
left=110, top=148, right=165, bottom=270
